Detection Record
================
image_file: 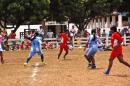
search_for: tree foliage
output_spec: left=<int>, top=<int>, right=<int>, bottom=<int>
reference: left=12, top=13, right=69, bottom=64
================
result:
left=50, top=0, right=122, bottom=31
left=0, top=0, right=126, bottom=32
left=0, top=0, right=50, bottom=31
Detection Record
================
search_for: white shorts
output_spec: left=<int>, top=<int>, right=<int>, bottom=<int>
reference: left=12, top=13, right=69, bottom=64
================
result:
left=0, top=44, right=3, bottom=51
left=85, top=46, right=98, bottom=58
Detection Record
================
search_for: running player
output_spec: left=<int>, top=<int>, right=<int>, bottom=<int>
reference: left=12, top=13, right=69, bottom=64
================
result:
left=84, top=29, right=102, bottom=69
left=58, top=30, right=69, bottom=59
left=104, top=26, right=130, bottom=75
left=24, top=31, right=44, bottom=65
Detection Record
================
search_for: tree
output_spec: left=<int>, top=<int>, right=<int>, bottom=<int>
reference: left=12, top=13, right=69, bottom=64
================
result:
left=49, top=0, right=66, bottom=22
left=61, top=0, right=123, bottom=31
left=0, top=0, right=50, bottom=32
left=49, top=0, right=122, bottom=31
left=118, top=0, right=130, bottom=15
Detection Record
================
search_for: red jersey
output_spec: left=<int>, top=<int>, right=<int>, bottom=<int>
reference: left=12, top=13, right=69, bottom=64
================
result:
left=59, top=32, right=69, bottom=46
left=110, top=32, right=123, bottom=58
left=111, top=32, right=123, bottom=48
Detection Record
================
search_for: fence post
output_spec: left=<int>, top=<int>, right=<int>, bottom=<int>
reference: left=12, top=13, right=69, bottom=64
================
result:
left=123, top=34, right=126, bottom=46
left=56, top=38, right=59, bottom=48
left=105, top=35, right=109, bottom=47
left=72, top=36, right=75, bottom=47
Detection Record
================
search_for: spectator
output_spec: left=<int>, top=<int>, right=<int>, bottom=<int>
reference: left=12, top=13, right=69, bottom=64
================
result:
left=102, top=29, right=106, bottom=37
left=69, top=25, right=76, bottom=47
left=83, top=29, right=89, bottom=37
left=96, top=28, right=101, bottom=37
left=121, top=27, right=129, bottom=36
left=9, top=30, right=16, bottom=50
left=47, top=29, right=54, bottom=38
left=9, top=30, right=16, bottom=39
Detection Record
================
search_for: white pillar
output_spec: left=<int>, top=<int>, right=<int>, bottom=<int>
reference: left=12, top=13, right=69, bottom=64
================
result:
left=106, top=17, right=110, bottom=28
left=93, top=19, right=96, bottom=29
left=87, top=23, right=90, bottom=29
left=90, top=20, right=93, bottom=29
left=101, top=17, right=105, bottom=28
left=112, top=15, right=116, bottom=26
left=97, top=18, right=101, bottom=28
left=118, top=14, right=122, bottom=28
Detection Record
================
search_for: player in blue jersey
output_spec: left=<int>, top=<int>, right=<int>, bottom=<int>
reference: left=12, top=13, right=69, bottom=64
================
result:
left=24, top=31, right=44, bottom=65
left=84, top=29, right=102, bottom=69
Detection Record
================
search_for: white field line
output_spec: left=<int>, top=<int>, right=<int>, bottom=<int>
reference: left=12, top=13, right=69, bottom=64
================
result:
left=29, top=62, right=40, bottom=85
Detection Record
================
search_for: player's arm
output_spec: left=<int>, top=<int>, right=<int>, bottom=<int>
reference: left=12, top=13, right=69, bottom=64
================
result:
left=84, top=37, right=89, bottom=51
left=113, top=34, right=123, bottom=49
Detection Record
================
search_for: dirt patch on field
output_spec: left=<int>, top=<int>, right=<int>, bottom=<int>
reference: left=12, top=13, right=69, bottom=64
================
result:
left=0, top=46, right=130, bottom=86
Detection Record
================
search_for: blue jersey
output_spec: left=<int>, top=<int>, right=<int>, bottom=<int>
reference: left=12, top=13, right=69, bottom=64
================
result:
left=29, top=36, right=42, bottom=57
left=36, top=29, right=44, bottom=41
left=87, top=35, right=99, bottom=48
left=31, top=38, right=40, bottom=49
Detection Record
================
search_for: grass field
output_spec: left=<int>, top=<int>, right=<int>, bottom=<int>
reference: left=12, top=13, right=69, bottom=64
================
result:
left=0, top=45, right=130, bottom=86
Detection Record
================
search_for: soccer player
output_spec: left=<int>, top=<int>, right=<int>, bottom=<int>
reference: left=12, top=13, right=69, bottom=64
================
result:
left=58, top=30, right=69, bottom=59
left=84, top=29, right=102, bottom=69
left=0, top=29, right=4, bottom=64
left=24, top=31, right=44, bottom=65
left=104, top=26, right=130, bottom=75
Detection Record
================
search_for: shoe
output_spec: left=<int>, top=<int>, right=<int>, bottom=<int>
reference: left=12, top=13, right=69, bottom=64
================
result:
left=104, top=69, right=109, bottom=75
left=129, top=65, right=130, bottom=68
left=41, top=62, right=46, bottom=65
left=1, top=60, right=4, bottom=64
left=24, top=62, right=28, bottom=66
left=91, top=65, right=96, bottom=69
left=88, top=63, right=91, bottom=68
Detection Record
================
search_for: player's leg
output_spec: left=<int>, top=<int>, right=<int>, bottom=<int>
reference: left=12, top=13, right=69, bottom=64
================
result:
left=24, top=50, right=35, bottom=65
left=63, top=46, right=69, bottom=59
left=0, top=51, right=4, bottom=64
left=84, top=48, right=91, bottom=67
left=91, top=56, right=96, bottom=69
left=84, top=55, right=91, bottom=67
left=58, top=46, right=63, bottom=59
left=87, top=46, right=97, bottom=68
left=38, top=47, right=44, bottom=63
left=104, top=57, right=114, bottom=74
left=90, top=46, right=98, bottom=69
left=117, top=55, right=130, bottom=67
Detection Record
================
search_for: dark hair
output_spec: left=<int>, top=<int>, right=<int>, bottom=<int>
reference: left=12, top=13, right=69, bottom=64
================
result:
left=91, top=29, right=96, bottom=41
left=110, top=26, right=117, bottom=32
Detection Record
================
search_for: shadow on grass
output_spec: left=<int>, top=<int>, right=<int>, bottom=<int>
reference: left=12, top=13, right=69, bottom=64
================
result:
left=109, top=74, right=129, bottom=77
left=88, top=67, right=104, bottom=70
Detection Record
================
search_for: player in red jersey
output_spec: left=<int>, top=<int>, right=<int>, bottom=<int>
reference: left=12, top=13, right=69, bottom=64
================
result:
left=58, top=30, right=69, bottom=59
left=105, top=26, right=130, bottom=75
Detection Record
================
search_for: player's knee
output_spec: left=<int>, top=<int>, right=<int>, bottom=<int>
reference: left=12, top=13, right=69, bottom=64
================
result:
left=109, top=58, right=113, bottom=62
left=119, top=59, right=124, bottom=63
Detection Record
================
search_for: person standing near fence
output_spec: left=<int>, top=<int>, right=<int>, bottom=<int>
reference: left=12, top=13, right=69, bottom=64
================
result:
left=84, top=29, right=102, bottom=69
left=58, top=30, right=69, bottom=59
left=104, top=26, right=130, bottom=75
left=0, top=29, right=4, bottom=64
left=69, top=25, right=76, bottom=47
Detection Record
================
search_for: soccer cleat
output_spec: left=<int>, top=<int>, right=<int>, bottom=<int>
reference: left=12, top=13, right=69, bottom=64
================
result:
left=88, top=63, right=92, bottom=68
left=24, top=62, right=28, bottom=66
left=91, top=65, right=96, bottom=69
left=104, top=69, right=109, bottom=75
